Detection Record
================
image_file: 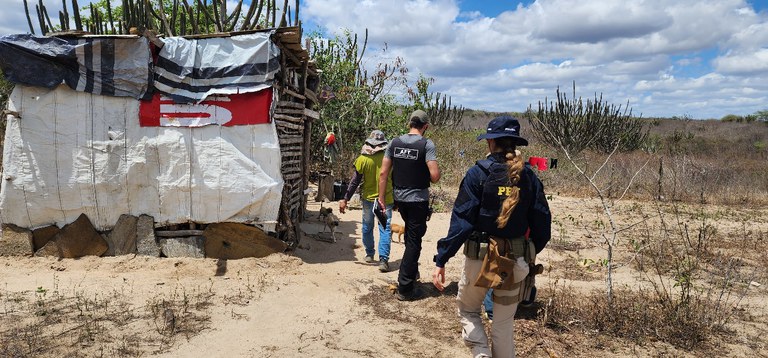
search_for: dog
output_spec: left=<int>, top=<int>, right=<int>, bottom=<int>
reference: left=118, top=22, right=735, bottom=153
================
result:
left=323, top=212, right=340, bottom=242
left=318, top=204, right=333, bottom=220
left=390, top=223, right=405, bottom=243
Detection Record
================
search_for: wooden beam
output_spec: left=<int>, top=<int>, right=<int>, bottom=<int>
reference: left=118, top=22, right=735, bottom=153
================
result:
left=155, top=229, right=205, bottom=237
left=283, top=87, right=306, bottom=100
left=274, top=113, right=304, bottom=123
left=276, top=100, right=305, bottom=109
left=275, top=119, right=303, bottom=131
left=303, top=108, right=319, bottom=120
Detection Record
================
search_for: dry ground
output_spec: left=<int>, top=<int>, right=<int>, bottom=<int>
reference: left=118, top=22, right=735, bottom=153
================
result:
left=1, top=195, right=766, bottom=357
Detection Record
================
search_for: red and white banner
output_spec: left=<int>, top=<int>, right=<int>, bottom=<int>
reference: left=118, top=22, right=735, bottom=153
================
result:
left=139, top=88, right=272, bottom=127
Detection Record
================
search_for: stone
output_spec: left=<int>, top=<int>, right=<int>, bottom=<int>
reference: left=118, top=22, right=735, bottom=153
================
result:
left=159, top=236, right=204, bottom=258
left=136, top=214, right=160, bottom=257
left=0, top=224, right=34, bottom=256
left=204, top=222, right=287, bottom=259
left=34, top=240, right=60, bottom=257
left=32, top=225, right=60, bottom=251
left=53, top=214, right=108, bottom=258
left=106, top=214, right=138, bottom=256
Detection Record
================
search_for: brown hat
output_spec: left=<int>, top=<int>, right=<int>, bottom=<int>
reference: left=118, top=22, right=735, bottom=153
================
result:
left=409, top=109, right=429, bottom=125
left=365, top=130, right=388, bottom=146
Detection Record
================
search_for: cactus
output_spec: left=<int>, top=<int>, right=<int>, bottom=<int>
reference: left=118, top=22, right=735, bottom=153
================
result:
left=526, top=82, right=648, bottom=155
left=23, top=0, right=291, bottom=36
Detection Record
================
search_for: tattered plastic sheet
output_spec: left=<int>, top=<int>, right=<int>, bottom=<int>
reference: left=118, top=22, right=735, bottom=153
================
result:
left=154, top=32, right=281, bottom=103
left=0, top=85, right=283, bottom=231
left=0, top=34, right=152, bottom=99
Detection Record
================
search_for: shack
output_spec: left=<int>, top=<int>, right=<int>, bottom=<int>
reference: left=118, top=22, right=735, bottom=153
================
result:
left=0, top=27, right=319, bottom=258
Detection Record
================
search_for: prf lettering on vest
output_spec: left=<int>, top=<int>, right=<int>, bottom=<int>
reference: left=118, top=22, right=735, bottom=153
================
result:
left=497, top=186, right=514, bottom=196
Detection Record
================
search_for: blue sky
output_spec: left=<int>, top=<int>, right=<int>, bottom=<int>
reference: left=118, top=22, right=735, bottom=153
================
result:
left=301, top=0, right=768, bottom=119
left=2, top=0, right=767, bottom=119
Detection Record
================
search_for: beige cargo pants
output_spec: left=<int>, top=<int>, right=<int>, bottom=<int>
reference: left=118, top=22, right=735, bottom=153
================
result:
left=456, top=256, right=527, bottom=358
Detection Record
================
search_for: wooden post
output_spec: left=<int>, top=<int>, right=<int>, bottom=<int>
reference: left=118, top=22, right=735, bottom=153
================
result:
left=316, top=173, right=334, bottom=202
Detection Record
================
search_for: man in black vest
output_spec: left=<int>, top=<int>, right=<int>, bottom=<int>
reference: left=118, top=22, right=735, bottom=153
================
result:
left=378, top=109, right=441, bottom=301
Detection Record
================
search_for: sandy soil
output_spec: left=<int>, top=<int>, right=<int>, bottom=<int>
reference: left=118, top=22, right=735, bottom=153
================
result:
left=1, top=195, right=766, bottom=357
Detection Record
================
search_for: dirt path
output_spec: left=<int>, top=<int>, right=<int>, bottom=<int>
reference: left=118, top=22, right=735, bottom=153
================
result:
left=1, top=196, right=766, bottom=357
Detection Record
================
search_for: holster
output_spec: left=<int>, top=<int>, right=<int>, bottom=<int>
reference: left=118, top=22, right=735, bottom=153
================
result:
left=474, top=236, right=538, bottom=305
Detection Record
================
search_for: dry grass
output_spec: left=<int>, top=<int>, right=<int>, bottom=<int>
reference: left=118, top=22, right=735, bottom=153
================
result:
left=0, top=279, right=214, bottom=357
left=541, top=286, right=723, bottom=351
left=539, top=197, right=765, bottom=354
left=429, top=117, right=768, bottom=209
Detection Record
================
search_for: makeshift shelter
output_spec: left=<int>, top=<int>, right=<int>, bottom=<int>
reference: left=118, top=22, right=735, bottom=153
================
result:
left=0, top=27, right=319, bottom=256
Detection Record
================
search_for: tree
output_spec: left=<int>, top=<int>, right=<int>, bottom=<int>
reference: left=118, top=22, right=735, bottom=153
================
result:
left=406, top=74, right=465, bottom=128
left=720, top=114, right=744, bottom=122
left=308, top=29, right=409, bottom=174
left=750, top=110, right=768, bottom=122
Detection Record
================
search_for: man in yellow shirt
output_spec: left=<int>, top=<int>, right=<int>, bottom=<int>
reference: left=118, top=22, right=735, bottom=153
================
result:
left=339, top=130, right=395, bottom=272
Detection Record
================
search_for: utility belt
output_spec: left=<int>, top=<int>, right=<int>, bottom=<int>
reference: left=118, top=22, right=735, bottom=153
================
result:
left=463, top=231, right=490, bottom=260
left=464, top=232, right=544, bottom=305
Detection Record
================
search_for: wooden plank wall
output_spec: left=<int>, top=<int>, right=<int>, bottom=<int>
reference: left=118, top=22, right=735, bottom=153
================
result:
left=273, top=27, right=318, bottom=247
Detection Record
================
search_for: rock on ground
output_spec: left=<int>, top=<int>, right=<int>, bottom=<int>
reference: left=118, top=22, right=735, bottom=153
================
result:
left=204, top=222, right=287, bottom=259
left=0, top=224, right=34, bottom=256
left=40, top=214, right=108, bottom=258
left=136, top=214, right=160, bottom=257
left=31, top=225, right=59, bottom=252
left=106, top=214, right=138, bottom=256
left=159, top=236, right=205, bottom=258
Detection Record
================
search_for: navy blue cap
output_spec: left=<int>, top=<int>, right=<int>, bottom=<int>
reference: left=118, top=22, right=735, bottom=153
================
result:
left=476, top=115, right=529, bottom=146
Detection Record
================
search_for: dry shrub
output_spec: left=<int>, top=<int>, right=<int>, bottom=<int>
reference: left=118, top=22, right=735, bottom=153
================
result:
left=542, top=286, right=722, bottom=351
left=429, top=128, right=487, bottom=189
left=430, top=128, right=558, bottom=211
left=434, top=113, right=768, bottom=208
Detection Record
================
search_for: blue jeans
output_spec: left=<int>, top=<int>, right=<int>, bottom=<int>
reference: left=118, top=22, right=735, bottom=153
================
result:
left=361, top=199, right=393, bottom=261
left=483, top=290, right=494, bottom=319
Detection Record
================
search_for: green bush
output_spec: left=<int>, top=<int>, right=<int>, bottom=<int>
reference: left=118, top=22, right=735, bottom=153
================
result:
left=0, top=69, right=12, bottom=111
left=720, top=114, right=743, bottom=122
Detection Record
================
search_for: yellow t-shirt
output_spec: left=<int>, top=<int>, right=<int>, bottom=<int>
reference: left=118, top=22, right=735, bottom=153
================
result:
left=354, top=152, right=393, bottom=204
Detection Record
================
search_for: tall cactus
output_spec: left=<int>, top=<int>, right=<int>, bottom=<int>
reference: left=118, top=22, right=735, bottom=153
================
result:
left=526, top=82, right=648, bottom=155
left=22, top=0, right=293, bottom=36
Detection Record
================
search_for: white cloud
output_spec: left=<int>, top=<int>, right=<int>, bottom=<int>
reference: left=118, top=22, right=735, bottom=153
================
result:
left=525, top=0, right=673, bottom=44
left=0, top=0, right=36, bottom=34
left=1, top=0, right=766, bottom=119
left=303, top=0, right=460, bottom=46
left=713, top=49, right=768, bottom=75
left=0, top=0, right=101, bottom=35
left=302, top=0, right=768, bottom=118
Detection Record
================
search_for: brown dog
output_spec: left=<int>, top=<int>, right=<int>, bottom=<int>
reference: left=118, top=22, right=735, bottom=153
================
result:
left=390, top=223, right=405, bottom=243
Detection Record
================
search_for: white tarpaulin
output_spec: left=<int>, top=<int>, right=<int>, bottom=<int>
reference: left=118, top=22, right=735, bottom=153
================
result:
left=0, top=84, right=284, bottom=231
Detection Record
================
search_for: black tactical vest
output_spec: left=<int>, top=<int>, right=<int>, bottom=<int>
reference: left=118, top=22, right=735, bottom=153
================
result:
left=390, top=136, right=430, bottom=189
left=475, top=158, right=525, bottom=238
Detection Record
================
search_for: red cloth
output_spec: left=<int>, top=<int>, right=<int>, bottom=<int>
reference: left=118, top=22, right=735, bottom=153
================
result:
left=528, top=156, right=548, bottom=171
left=325, top=132, right=336, bottom=146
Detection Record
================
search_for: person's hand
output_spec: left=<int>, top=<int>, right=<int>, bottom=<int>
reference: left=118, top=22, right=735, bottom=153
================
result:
left=338, top=199, right=347, bottom=214
left=432, top=266, right=446, bottom=291
left=377, top=197, right=387, bottom=214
